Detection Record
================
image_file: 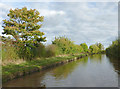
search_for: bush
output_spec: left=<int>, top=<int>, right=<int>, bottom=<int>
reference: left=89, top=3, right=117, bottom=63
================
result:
left=2, top=37, right=19, bottom=61
left=45, top=44, right=59, bottom=57
left=35, top=43, right=46, bottom=58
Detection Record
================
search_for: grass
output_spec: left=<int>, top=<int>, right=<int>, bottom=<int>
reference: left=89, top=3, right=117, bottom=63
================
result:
left=2, top=53, right=87, bottom=83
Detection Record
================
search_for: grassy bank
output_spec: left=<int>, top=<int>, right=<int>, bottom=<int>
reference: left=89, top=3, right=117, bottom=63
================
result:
left=2, top=53, right=88, bottom=83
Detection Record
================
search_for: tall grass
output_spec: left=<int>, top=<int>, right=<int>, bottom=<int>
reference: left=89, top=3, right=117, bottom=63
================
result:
left=2, top=41, right=19, bottom=61
left=45, top=44, right=59, bottom=57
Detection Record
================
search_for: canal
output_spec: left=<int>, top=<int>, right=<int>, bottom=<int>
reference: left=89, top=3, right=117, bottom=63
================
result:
left=3, top=54, right=119, bottom=87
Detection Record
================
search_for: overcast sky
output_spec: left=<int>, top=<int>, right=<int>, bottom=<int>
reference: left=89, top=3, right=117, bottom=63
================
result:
left=0, top=2, right=118, bottom=48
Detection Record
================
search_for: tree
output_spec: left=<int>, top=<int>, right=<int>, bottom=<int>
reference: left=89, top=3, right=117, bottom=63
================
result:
left=96, top=43, right=104, bottom=51
left=106, top=39, right=119, bottom=58
left=89, top=44, right=99, bottom=54
left=2, top=7, right=46, bottom=60
left=52, top=37, right=84, bottom=54
left=2, top=7, right=46, bottom=45
left=80, top=43, right=88, bottom=52
left=52, top=37, right=74, bottom=54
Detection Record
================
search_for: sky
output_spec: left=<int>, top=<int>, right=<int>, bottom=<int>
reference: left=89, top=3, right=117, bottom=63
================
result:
left=0, top=2, right=118, bottom=48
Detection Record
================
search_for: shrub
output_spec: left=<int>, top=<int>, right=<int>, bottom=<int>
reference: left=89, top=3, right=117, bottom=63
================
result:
left=35, top=43, right=46, bottom=58
left=2, top=37, right=19, bottom=61
left=45, top=44, right=59, bottom=57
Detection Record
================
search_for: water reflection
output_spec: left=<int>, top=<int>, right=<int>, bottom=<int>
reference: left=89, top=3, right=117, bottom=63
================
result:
left=106, top=56, right=120, bottom=88
left=107, top=56, right=120, bottom=74
left=89, top=54, right=102, bottom=63
left=52, top=57, right=89, bottom=80
left=3, top=54, right=118, bottom=87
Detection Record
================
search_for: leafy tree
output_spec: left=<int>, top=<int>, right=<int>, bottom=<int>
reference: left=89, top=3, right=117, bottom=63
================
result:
left=2, top=7, right=46, bottom=60
left=80, top=43, right=88, bottom=52
left=2, top=7, right=46, bottom=44
left=52, top=37, right=74, bottom=54
left=89, top=44, right=99, bottom=54
left=52, top=37, right=85, bottom=54
left=96, top=43, right=104, bottom=51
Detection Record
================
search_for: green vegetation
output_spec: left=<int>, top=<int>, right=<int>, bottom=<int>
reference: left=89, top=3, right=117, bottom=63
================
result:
left=52, top=37, right=85, bottom=54
left=2, top=36, right=104, bottom=64
left=96, top=43, right=104, bottom=51
left=80, top=43, right=88, bottom=52
left=2, top=37, right=19, bottom=61
left=89, top=43, right=105, bottom=54
left=106, top=39, right=120, bottom=58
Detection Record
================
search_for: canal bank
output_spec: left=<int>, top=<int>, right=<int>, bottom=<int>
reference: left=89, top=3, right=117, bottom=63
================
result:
left=3, top=53, right=91, bottom=83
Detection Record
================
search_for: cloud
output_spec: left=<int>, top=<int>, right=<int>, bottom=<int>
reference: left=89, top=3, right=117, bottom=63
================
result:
left=38, top=9, right=65, bottom=17
left=0, top=3, right=13, bottom=18
left=40, top=2, right=118, bottom=48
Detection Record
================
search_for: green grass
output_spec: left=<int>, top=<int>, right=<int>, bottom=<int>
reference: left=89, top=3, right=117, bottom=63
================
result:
left=2, top=53, right=87, bottom=83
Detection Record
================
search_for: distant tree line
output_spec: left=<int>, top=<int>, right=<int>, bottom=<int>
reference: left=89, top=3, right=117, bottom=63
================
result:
left=52, top=37, right=105, bottom=55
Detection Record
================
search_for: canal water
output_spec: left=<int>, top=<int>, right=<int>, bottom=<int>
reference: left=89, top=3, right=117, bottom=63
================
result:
left=3, top=54, right=119, bottom=87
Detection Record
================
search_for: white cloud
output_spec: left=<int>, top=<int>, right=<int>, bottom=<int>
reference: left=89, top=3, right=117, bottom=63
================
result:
left=38, top=9, right=65, bottom=17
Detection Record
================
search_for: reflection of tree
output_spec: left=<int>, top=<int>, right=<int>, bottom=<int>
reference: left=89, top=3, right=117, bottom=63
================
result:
left=52, top=57, right=88, bottom=80
left=89, top=54, right=102, bottom=63
left=107, top=56, right=120, bottom=74
left=80, top=56, right=88, bottom=66
left=108, top=56, right=120, bottom=89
